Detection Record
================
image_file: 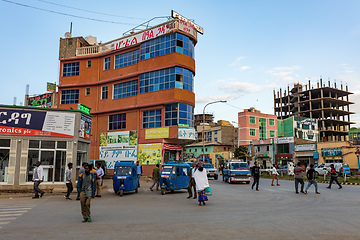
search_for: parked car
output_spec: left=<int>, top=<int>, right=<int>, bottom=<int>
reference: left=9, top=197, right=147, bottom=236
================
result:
left=204, top=163, right=219, bottom=180
left=315, top=163, right=331, bottom=176
left=223, top=161, right=251, bottom=184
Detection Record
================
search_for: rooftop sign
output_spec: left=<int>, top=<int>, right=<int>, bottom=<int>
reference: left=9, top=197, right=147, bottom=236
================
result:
left=171, top=10, right=203, bottom=34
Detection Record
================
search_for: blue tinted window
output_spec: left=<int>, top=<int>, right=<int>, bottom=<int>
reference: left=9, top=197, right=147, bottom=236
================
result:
left=165, top=103, right=194, bottom=127
left=63, top=62, right=79, bottom=77
left=143, top=109, right=162, bottom=129
left=61, top=89, right=79, bottom=104
left=104, top=57, right=111, bottom=70
left=115, top=49, right=139, bottom=69
left=113, top=80, right=138, bottom=99
left=109, top=113, right=126, bottom=130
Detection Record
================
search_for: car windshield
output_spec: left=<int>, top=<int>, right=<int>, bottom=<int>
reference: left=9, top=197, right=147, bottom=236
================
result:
left=231, top=163, right=249, bottom=170
left=114, top=166, right=131, bottom=175
left=161, top=166, right=175, bottom=174
left=342, top=163, right=349, bottom=167
left=204, top=164, right=214, bottom=169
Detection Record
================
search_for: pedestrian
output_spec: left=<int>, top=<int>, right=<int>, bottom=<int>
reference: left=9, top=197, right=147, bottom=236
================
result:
left=136, top=161, right=142, bottom=187
left=76, top=162, right=88, bottom=200
left=193, top=161, right=210, bottom=206
left=271, top=164, right=280, bottom=186
left=327, top=164, right=342, bottom=189
left=251, top=161, right=260, bottom=191
left=294, top=162, right=305, bottom=194
left=220, top=163, right=224, bottom=175
left=95, top=162, right=104, bottom=197
left=150, top=164, right=160, bottom=191
left=65, top=162, right=73, bottom=200
left=304, top=164, right=320, bottom=195
left=77, top=165, right=97, bottom=223
left=187, top=162, right=197, bottom=199
left=32, top=161, right=45, bottom=199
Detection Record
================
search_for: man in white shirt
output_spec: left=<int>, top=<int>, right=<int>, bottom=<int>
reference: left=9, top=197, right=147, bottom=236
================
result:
left=65, top=162, right=73, bottom=200
left=95, top=163, right=104, bottom=197
left=32, top=161, right=45, bottom=199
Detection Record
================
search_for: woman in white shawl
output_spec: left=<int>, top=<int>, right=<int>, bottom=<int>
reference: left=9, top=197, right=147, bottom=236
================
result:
left=193, top=161, right=210, bottom=206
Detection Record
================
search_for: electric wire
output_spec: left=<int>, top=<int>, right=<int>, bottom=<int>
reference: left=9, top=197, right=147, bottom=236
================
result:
left=1, top=0, right=135, bottom=25
left=36, top=0, right=146, bottom=20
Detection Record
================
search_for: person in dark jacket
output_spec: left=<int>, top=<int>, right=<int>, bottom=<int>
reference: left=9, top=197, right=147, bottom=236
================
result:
left=77, top=165, right=97, bottom=223
left=294, top=162, right=305, bottom=194
left=251, top=161, right=260, bottom=191
left=304, top=164, right=320, bottom=195
left=327, top=164, right=342, bottom=189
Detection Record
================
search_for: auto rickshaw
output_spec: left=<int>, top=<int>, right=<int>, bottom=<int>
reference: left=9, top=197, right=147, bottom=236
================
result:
left=113, top=161, right=139, bottom=197
left=159, top=163, right=190, bottom=195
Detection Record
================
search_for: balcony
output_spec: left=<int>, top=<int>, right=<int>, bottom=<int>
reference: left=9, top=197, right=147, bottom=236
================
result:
left=75, top=45, right=111, bottom=56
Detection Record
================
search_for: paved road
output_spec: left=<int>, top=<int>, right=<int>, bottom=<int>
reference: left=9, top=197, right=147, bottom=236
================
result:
left=1, top=177, right=359, bottom=240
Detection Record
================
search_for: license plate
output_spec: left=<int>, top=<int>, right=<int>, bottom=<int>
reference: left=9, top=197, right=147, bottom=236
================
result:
left=161, top=175, right=169, bottom=178
left=117, top=176, right=126, bottom=179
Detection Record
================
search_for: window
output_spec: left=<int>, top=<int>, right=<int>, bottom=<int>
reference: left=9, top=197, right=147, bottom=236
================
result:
left=267, top=146, right=270, bottom=151
left=139, top=67, right=194, bottom=93
left=61, top=89, right=79, bottom=104
left=270, top=130, right=275, bottom=138
left=250, top=116, right=255, bottom=124
left=165, top=103, right=194, bottom=127
left=0, top=139, right=10, bottom=182
left=143, top=109, right=161, bottom=128
left=140, top=33, right=194, bottom=61
left=214, top=130, right=218, bottom=134
left=115, top=49, right=139, bottom=69
left=87, top=60, right=91, bottom=68
left=259, top=118, right=266, bottom=140
left=101, top=86, right=108, bottom=99
left=269, top=119, right=275, bottom=126
left=109, top=113, right=126, bottom=130
left=250, top=128, right=256, bottom=136
left=85, top=88, right=90, bottom=96
left=68, top=39, right=72, bottom=45
left=214, top=138, right=218, bottom=141
left=113, top=80, right=138, bottom=99
left=104, top=57, right=111, bottom=70
left=257, top=146, right=260, bottom=152
left=195, top=149, right=197, bottom=152
left=63, top=62, right=79, bottom=77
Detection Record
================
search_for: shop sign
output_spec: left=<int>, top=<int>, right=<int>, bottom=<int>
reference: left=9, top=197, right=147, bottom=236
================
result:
left=274, top=137, right=294, bottom=144
left=172, top=10, right=204, bottom=34
left=138, top=143, right=162, bottom=165
left=100, top=130, right=138, bottom=148
left=321, top=148, right=342, bottom=157
left=78, top=103, right=91, bottom=115
left=295, top=144, right=315, bottom=152
left=99, top=148, right=137, bottom=169
left=28, top=93, right=52, bottom=108
left=145, top=127, right=169, bottom=139
left=178, top=127, right=196, bottom=140
left=0, top=108, right=75, bottom=137
left=79, top=114, right=92, bottom=140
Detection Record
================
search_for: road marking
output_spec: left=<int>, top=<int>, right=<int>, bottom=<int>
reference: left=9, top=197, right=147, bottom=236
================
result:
left=0, top=214, right=23, bottom=217
left=0, top=218, right=16, bottom=221
left=0, top=205, right=36, bottom=229
left=0, top=208, right=31, bottom=211
left=0, top=221, right=10, bottom=225
left=0, top=211, right=28, bottom=214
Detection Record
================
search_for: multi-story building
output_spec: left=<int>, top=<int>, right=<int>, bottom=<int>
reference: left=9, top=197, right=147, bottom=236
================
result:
left=238, top=107, right=278, bottom=146
left=274, top=80, right=354, bottom=142
left=278, top=116, right=319, bottom=141
left=57, top=13, right=202, bottom=175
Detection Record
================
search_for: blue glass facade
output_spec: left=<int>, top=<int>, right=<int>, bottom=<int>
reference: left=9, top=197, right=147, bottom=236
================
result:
left=63, top=62, right=79, bottom=77
left=61, top=89, right=79, bottom=104
left=139, top=67, right=193, bottom=94
left=113, top=80, right=138, bottom=99
left=165, top=103, right=194, bottom=127
left=143, top=109, right=162, bottom=129
left=115, top=49, right=139, bottom=69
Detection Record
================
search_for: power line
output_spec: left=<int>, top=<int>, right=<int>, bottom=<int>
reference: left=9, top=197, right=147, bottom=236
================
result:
left=36, top=0, right=146, bottom=20
left=1, top=0, right=135, bottom=25
left=224, top=102, right=244, bottom=111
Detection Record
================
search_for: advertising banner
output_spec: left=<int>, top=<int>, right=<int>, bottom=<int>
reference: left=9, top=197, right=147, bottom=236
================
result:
left=172, top=10, right=203, bottom=34
left=99, top=130, right=138, bottom=169
left=294, top=144, right=316, bottom=152
left=47, top=82, right=56, bottom=92
left=138, top=143, right=162, bottom=165
left=178, top=127, right=196, bottom=140
left=274, top=137, right=294, bottom=144
left=79, top=115, right=92, bottom=140
left=0, top=108, right=75, bottom=137
left=27, top=93, right=52, bottom=108
left=145, top=127, right=169, bottom=139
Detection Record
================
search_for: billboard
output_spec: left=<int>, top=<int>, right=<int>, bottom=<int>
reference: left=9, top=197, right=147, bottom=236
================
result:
left=138, top=143, right=162, bottom=165
left=178, top=127, right=196, bottom=140
left=0, top=108, right=75, bottom=137
left=27, top=93, right=52, bottom=108
left=79, top=115, right=92, bottom=140
left=47, top=82, right=56, bottom=92
left=99, top=130, right=138, bottom=169
left=145, top=127, right=169, bottom=139
left=171, top=10, right=203, bottom=34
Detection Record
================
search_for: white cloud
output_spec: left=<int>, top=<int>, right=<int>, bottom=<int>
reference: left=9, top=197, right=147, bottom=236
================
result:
left=219, top=81, right=263, bottom=93
left=229, top=56, right=251, bottom=71
left=340, top=63, right=355, bottom=74
left=267, top=66, right=302, bottom=83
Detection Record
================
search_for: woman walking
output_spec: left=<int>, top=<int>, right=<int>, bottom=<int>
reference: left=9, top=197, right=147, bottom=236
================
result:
left=193, top=161, right=210, bottom=206
left=271, top=164, right=280, bottom=186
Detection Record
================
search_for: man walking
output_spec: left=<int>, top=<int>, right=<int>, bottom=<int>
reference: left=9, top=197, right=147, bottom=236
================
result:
left=32, top=161, right=45, bottom=199
left=187, top=162, right=197, bottom=199
left=150, top=164, right=160, bottom=191
left=65, top=163, right=73, bottom=200
left=294, top=162, right=305, bottom=194
left=304, top=164, right=320, bottom=195
left=76, top=162, right=88, bottom=200
left=327, top=164, right=342, bottom=189
left=77, top=165, right=96, bottom=223
left=95, top=162, right=104, bottom=197
left=251, top=161, right=260, bottom=191
left=136, top=161, right=142, bottom=187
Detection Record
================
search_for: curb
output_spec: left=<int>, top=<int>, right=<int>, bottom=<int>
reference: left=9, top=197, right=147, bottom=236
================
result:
left=317, top=181, right=360, bottom=185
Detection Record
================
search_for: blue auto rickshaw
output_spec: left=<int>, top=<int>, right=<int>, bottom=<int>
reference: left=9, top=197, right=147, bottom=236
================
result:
left=113, top=161, right=139, bottom=197
left=159, top=163, right=190, bottom=195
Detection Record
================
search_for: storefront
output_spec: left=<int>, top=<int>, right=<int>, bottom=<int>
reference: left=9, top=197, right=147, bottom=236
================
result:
left=274, top=137, right=294, bottom=166
left=0, top=105, right=91, bottom=191
left=294, top=144, right=316, bottom=167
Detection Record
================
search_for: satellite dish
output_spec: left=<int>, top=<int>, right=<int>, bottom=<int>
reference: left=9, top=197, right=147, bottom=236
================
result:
left=64, top=32, right=72, bottom=38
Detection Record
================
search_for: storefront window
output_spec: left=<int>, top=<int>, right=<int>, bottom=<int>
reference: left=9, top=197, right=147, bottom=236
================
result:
left=0, top=139, right=10, bottom=182
left=27, top=141, right=67, bottom=183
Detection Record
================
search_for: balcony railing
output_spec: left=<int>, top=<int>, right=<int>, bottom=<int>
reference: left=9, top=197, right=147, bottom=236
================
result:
left=76, top=45, right=110, bottom=56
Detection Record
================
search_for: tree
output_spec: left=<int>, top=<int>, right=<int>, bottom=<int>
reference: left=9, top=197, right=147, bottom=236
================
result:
left=233, top=146, right=250, bottom=160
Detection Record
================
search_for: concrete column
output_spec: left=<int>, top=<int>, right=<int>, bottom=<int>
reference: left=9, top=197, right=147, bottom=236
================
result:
left=19, top=139, right=29, bottom=185
left=7, top=139, right=18, bottom=185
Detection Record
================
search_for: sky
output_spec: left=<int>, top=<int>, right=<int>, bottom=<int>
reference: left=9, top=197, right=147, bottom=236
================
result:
left=0, top=0, right=359, bottom=127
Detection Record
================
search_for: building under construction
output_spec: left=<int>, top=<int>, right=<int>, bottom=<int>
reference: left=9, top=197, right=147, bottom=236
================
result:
left=274, top=79, right=354, bottom=142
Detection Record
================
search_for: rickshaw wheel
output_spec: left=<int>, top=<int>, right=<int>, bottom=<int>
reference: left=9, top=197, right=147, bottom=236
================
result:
left=119, top=189, right=124, bottom=197
left=135, top=187, right=138, bottom=193
left=171, top=190, right=175, bottom=193
left=161, top=189, right=166, bottom=195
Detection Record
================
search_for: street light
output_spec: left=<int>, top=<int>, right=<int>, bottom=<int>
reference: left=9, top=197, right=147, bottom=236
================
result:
left=202, top=100, right=227, bottom=163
